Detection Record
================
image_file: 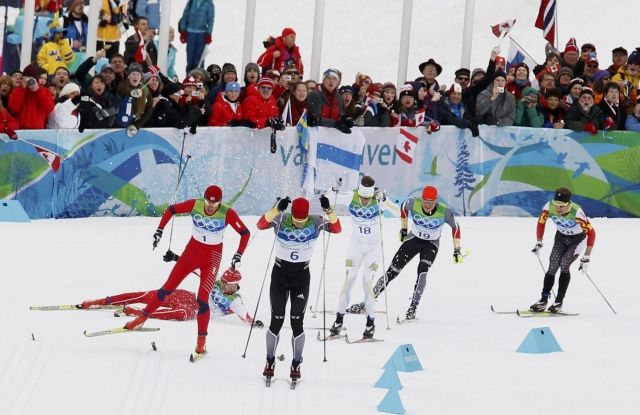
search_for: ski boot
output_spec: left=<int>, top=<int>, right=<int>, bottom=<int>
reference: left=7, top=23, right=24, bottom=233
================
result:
left=124, top=314, right=147, bottom=330
left=263, top=356, right=276, bottom=378
left=548, top=300, right=563, bottom=313
left=195, top=335, right=207, bottom=355
left=363, top=317, right=375, bottom=339
left=346, top=302, right=365, bottom=314
left=80, top=298, right=107, bottom=309
left=529, top=296, right=549, bottom=312
left=405, top=303, right=417, bottom=320
left=290, top=359, right=301, bottom=380
left=329, top=313, right=344, bottom=336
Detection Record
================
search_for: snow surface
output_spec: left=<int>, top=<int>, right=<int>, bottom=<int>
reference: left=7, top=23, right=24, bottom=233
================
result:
left=2, top=215, right=640, bottom=414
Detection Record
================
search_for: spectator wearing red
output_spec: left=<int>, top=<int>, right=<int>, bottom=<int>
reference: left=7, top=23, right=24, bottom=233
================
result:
left=243, top=77, right=280, bottom=129
left=307, top=69, right=352, bottom=134
left=561, top=37, right=580, bottom=69
left=397, top=84, right=425, bottom=127
left=506, top=62, right=531, bottom=100
left=0, top=75, right=14, bottom=108
left=257, top=27, right=304, bottom=77
left=0, top=97, right=19, bottom=140
left=533, top=51, right=562, bottom=83
left=541, top=88, right=566, bottom=129
left=8, top=65, right=55, bottom=129
left=282, top=81, right=308, bottom=125
left=241, top=62, right=260, bottom=100
left=565, top=87, right=608, bottom=133
left=209, top=82, right=243, bottom=126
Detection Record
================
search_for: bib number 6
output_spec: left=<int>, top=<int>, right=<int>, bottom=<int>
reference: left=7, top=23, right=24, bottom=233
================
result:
left=290, top=251, right=300, bottom=261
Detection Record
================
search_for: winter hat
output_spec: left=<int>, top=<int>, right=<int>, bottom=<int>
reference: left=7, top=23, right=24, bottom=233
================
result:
left=225, top=81, right=241, bottom=92
left=553, top=188, right=572, bottom=203
left=492, top=70, right=507, bottom=82
left=612, top=46, right=628, bottom=56
left=628, top=51, right=640, bottom=65
left=59, top=82, right=80, bottom=97
left=471, top=67, right=486, bottom=79
left=579, top=87, right=595, bottom=98
left=398, top=83, right=414, bottom=99
left=95, top=57, right=110, bottom=73
left=188, top=68, right=209, bottom=82
left=221, top=63, right=237, bottom=75
left=563, top=37, right=578, bottom=54
left=381, top=82, right=396, bottom=94
left=449, top=83, right=463, bottom=94
left=257, top=77, right=275, bottom=88
left=143, top=71, right=161, bottom=84
left=222, top=267, right=242, bottom=284
left=569, top=78, right=585, bottom=89
left=207, top=64, right=222, bottom=75
left=244, top=62, right=260, bottom=74
left=454, top=68, right=471, bottom=78
left=522, top=86, right=539, bottom=98
left=49, top=26, right=67, bottom=38
left=204, top=185, right=222, bottom=202
left=495, top=56, right=506, bottom=67
left=162, top=82, right=183, bottom=97
left=546, top=51, right=561, bottom=62
left=338, top=85, right=355, bottom=95
left=127, top=63, right=144, bottom=76
left=514, top=62, right=530, bottom=77
left=281, top=27, right=296, bottom=38
left=422, top=185, right=438, bottom=200
left=291, top=197, right=309, bottom=221
left=182, top=76, right=198, bottom=88
left=323, top=68, right=341, bottom=81
left=557, top=67, right=574, bottom=79
left=418, top=58, right=442, bottom=75
left=22, top=63, right=41, bottom=79
left=581, top=43, right=596, bottom=53
left=367, top=82, right=382, bottom=96
left=592, top=70, right=611, bottom=84
left=544, top=88, right=562, bottom=100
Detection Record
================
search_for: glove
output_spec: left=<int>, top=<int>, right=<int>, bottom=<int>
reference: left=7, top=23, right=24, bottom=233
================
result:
left=179, top=31, right=187, bottom=44
left=453, top=247, right=464, bottom=264
left=579, top=255, right=590, bottom=273
left=331, top=178, right=343, bottom=192
left=399, top=228, right=407, bottom=242
left=469, top=122, right=480, bottom=138
left=319, top=194, right=331, bottom=211
left=241, top=119, right=257, bottom=128
left=584, top=121, right=598, bottom=135
left=4, top=126, right=17, bottom=140
left=306, top=112, right=320, bottom=127
left=603, top=117, right=615, bottom=130
left=374, top=188, right=386, bottom=201
left=189, top=124, right=197, bottom=135
left=492, top=46, right=501, bottom=55
left=426, top=120, right=440, bottom=134
left=126, top=124, right=138, bottom=138
left=231, top=253, right=242, bottom=268
left=277, top=197, right=291, bottom=212
left=204, top=33, right=212, bottom=44
left=227, top=119, right=243, bottom=127
left=152, top=228, right=163, bottom=249
left=335, top=116, right=354, bottom=134
left=531, top=241, right=543, bottom=256
left=163, top=250, right=180, bottom=262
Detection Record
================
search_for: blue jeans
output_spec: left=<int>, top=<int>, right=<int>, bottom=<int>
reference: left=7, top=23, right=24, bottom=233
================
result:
left=186, top=32, right=206, bottom=73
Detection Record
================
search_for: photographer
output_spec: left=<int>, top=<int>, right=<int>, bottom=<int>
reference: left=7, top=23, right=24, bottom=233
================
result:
left=180, top=76, right=211, bottom=126
left=7, top=65, right=55, bottom=129
left=515, top=87, right=544, bottom=128
left=77, top=74, right=116, bottom=131
left=475, top=70, right=516, bottom=126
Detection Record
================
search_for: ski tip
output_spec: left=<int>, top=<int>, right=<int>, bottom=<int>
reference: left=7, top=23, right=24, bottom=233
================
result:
left=31, top=333, right=36, bottom=341
left=490, top=305, right=495, bottom=312
left=516, top=309, right=521, bottom=316
left=151, top=341, right=157, bottom=351
left=189, top=354, right=194, bottom=363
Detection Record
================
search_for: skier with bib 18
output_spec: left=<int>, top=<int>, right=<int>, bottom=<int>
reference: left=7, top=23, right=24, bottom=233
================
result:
left=530, top=187, right=595, bottom=313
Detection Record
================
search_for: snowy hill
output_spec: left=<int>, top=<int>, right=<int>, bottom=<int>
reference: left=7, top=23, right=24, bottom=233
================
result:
left=2, top=216, right=640, bottom=414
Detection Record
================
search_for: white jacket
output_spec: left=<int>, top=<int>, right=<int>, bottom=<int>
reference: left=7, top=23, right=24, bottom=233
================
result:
left=47, top=99, right=81, bottom=129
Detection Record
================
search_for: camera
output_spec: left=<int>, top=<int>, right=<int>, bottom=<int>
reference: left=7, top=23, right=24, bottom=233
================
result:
left=282, top=74, right=291, bottom=82
left=497, top=86, right=504, bottom=93
left=27, top=78, right=36, bottom=87
left=196, top=82, right=203, bottom=89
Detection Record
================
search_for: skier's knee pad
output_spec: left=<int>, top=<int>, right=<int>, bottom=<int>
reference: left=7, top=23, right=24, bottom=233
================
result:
left=290, top=314, right=304, bottom=337
left=197, top=299, right=209, bottom=315
left=269, top=314, right=285, bottom=333
left=417, top=258, right=432, bottom=274
left=157, top=288, right=173, bottom=302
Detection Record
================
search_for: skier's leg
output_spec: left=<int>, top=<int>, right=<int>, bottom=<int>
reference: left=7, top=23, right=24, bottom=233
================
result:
left=337, top=243, right=364, bottom=314
left=362, top=244, right=381, bottom=318
left=266, top=266, right=287, bottom=359
left=372, top=238, right=422, bottom=297
left=407, top=241, right=438, bottom=315
left=556, top=236, right=586, bottom=302
left=289, top=268, right=310, bottom=367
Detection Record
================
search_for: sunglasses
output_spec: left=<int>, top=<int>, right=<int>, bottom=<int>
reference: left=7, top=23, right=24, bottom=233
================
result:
left=551, top=200, right=570, bottom=207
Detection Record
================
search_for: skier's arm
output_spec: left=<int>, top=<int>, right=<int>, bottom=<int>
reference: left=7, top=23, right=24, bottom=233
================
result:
left=157, top=199, right=197, bottom=229
left=577, top=209, right=596, bottom=254
left=228, top=297, right=252, bottom=323
left=536, top=203, right=550, bottom=241
left=226, top=209, right=250, bottom=255
left=400, top=199, right=410, bottom=230
left=444, top=208, right=462, bottom=248
left=257, top=209, right=283, bottom=230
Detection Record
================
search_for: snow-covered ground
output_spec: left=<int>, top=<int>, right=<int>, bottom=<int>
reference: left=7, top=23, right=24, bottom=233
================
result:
left=2, top=215, right=639, bottom=414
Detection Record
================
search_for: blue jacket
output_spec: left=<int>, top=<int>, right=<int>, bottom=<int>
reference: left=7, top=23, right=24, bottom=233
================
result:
left=625, top=114, right=640, bottom=132
left=135, top=0, right=161, bottom=29
left=154, top=39, right=178, bottom=80
left=178, top=0, right=214, bottom=34
left=63, top=14, right=89, bottom=49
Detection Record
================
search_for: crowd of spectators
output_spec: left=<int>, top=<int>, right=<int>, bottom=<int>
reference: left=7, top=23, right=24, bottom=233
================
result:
left=2, top=1, right=640, bottom=141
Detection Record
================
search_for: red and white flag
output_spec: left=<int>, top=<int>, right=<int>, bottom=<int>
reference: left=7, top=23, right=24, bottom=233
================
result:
left=395, top=128, right=419, bottom=164
left=134, top=28, right=147, bottom=64
left=535, top=0, right=557, bottom=45
left=491, top=19, right=516, bottom=38
left=34, top=145, right=61, bottom=173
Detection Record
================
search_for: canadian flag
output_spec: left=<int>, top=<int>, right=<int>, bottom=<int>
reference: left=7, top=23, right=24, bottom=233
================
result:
left=134, top=28, right=147, bottom=64
left=395, top=128, right=418, bottom=164
left=491, top=19, right=516, bottom=38
left=34, top=145, right=61, bottom=173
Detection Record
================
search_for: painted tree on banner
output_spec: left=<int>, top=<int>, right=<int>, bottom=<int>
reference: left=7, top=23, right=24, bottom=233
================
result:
left=454, top=137, right=475, bottom=216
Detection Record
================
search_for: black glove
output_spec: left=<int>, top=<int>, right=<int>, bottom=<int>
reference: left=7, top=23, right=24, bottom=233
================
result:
left=267, top=117, right=285, bottom=131
left=231, top=252, right=242, bottom=268
left=531, top=241, right=543, bottom=256
left=335, top=116, right=354, bottom=134
left=189, top=124, right=197, bottom=135
left=307, top=112, right=320, bottom=127
left=163, top=250, right=180, bottom=262
left=469, top=122, right=480, bottom=137
left=227, top=119, right=243, bottom=127
left=320, top=194, right=331, bottom=211
left=277, top=197, right=291, bottom=212
left=241, top=119, right=257, bottom=128
left=152, top=228, right=163, bottom=249
left=399, top=228, right=407, bottom=242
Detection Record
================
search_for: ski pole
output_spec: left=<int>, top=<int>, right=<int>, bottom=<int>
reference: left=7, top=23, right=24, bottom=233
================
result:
left=535, top=254, right=557, bottom=299
left=166, top=132, right=189, bottom=250
left=242, top=198, right=284, bottom=358
left=377, top=195, right=390, bottom=330
left=582, top=270, right=617, bottom=314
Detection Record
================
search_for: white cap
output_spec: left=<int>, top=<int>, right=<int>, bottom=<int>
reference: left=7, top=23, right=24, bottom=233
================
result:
left=357, top=183, right=375, bottom=198
left=59, top=82, right=80, bottom=98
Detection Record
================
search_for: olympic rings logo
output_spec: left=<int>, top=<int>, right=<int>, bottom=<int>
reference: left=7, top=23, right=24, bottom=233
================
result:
left=210, top=287, right=230, bottom=306
left=349, top=204, right=378, bottom=218
left=192, top=214, right=224, bottom=231
left=551, top=216, right=576, bottom=228
left=412, top=214, right=442, bottom=229
left=280, top=227, right=314, bottom=241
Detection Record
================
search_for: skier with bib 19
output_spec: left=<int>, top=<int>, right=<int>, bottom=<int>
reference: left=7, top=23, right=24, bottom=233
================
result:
left=348, top=185, right=463, bottom=320
left=257, top=196, right=341, bottom=382
left=530, top=187, right=595, bottom=313
left=124, top=185, right=250, bottom=356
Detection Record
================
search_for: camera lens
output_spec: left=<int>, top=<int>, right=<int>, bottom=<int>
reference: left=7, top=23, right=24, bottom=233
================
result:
left=27, top=78, right=36, bottom=87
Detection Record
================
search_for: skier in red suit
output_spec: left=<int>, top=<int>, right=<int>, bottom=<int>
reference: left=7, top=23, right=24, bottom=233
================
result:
left=124, top=184, right=250, bottom=356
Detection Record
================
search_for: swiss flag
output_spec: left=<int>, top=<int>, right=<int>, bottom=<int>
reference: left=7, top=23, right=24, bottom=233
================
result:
left=395, top=128, right=418, bottom=164
left=34, top=145, right=61, bottom=173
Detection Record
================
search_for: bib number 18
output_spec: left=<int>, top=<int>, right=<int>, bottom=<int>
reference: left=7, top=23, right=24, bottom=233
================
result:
left=358, top=226, right=371, bottom=235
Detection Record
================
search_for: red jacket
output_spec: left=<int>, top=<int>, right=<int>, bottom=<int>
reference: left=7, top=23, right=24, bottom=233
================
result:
left=257, top=36, right=304, bottom=76
left=0, top=107, right=19, bottom=134
left=8, top=86, right=55, bottom=129
left=209, top=95, right=243, bottom=126
left=243, top=94, right=279, bottom=128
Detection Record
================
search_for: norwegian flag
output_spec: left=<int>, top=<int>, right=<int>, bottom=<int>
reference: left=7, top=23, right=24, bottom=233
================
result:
left=535, top=0, right=557, bottom=46
left=134, top=28, right=147, bottom=64
left=491, top=19, right=516, bottom=38
left=34, top=145, right=61, bottom=173
left=395, top=128, right=419, bottom=164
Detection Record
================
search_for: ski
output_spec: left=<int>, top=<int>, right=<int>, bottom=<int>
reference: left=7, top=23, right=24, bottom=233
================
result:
left=30, top=304, right=122, bottom=311
left=316, top=330, right=346, bottom=341
left=344, top=334, right=384, bottom=344
left=83, top=327, right=160, bottom=337
left=265, top=377, right=273, bottom=387
left=396, top=316, right=418, bottom=325
left=289, top=379, right=299, bottom=390
left=190, top=352, right=206, bottom=363
left=309, top=306, right=387, bottom=315
left=516, top=309, right=579, bottom=317
left=490, top=305, right=518, bottom=314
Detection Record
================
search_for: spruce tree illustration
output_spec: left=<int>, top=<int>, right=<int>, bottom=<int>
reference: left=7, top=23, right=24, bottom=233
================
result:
left=454, top=137, right=475, bottom=216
